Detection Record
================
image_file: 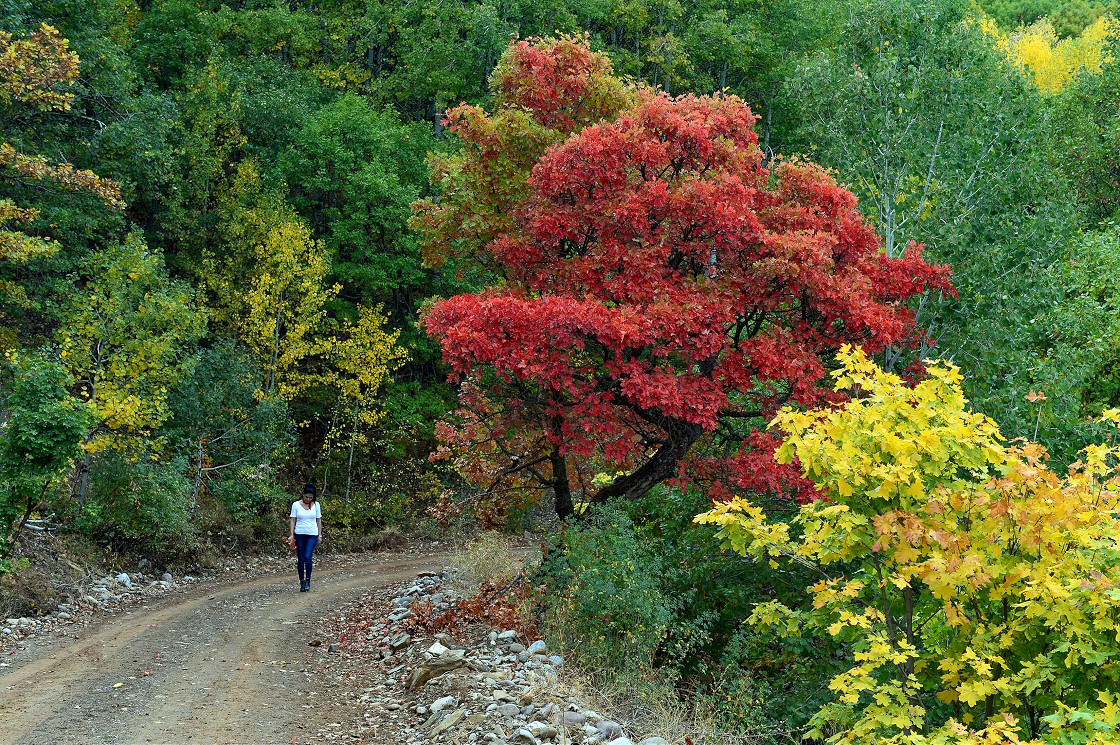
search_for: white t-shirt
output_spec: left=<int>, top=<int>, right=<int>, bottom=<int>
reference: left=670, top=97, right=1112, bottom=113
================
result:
left=290, top=500, right=322, bottom=535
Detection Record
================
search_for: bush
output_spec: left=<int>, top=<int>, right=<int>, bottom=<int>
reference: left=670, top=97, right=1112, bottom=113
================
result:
left=540, top=505, right=675, bottom=672
left=537, top=487, right=843, bottom=738
left=76, top=452, right=192, bottom=556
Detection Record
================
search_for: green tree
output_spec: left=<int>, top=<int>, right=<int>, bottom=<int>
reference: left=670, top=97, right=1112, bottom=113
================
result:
left=0, top=351, right=91, bottom=564
left=57, top=233, right=206, bottom=498
left=164, top=341, right=290, bottom=517
left=789, top=0, right=1082, bottom=456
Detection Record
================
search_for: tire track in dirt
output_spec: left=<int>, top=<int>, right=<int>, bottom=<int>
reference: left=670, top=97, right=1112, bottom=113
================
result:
left=0, top=553, right=444, bottom=745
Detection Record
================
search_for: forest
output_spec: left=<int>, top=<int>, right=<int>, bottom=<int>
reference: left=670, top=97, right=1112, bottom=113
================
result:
left=3, top=0, right=1120, bottom=741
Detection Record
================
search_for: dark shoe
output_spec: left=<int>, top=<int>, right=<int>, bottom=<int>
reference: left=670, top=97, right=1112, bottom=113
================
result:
left=305, top=578, right=311, bottom=590
left=300, top=579, right=308, bottom=592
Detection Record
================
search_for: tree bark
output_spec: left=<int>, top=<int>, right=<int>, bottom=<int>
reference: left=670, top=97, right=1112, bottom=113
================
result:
left=550, top=444, right=574, bottom=520
left=592, top=417, right=704, bottom=504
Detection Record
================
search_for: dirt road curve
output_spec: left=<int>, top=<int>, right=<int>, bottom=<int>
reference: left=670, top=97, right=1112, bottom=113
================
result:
left=0, top=554, right=443, bottom=745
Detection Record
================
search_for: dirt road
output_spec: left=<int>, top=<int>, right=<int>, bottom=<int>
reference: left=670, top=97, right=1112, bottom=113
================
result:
left=0, top=553, right=443, bottom=745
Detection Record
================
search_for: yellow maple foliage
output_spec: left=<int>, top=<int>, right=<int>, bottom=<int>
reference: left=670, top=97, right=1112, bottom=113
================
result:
left=696, top=346, right=1120, bottom=744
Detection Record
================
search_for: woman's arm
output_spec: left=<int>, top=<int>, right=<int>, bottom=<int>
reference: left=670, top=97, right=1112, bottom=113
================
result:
left=316, top=517, right=322, bottom=538
left=289, top=517, right=296, bottom=538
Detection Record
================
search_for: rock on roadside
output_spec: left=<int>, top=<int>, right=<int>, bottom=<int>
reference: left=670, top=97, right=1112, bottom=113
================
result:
left=310, top=568, right=675, bottom=745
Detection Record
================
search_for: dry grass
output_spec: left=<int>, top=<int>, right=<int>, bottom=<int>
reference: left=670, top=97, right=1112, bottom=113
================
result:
left=547, top=657, right=801, bottom=745
left=448, top=530, right=536, bottom=593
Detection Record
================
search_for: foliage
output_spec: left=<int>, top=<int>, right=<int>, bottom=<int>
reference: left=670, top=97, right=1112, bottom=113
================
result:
left=977, top=0, right=1115, bottom=37
left=982, top=14, right=1113, bottom=93
left=790, top=0, right=1085, bottom=458
left=406, top=575, right=540, bottom=642
left=1051, top=32, right=1120, bottom=224
left=1049, top=223, right=1120, bottom=415
left=58, top=232, right=205, bottom=450
left=411, top=35, right=631, bottom=275
left=424, top=37, right=952, bottom=522
left=540, top=505, right=676, bottom=672
left=0, top=22, right=122, bottom=326
left=0, top=351, right=90, bottom=562
left=76, top=451, right=193, bottom=551
left=696, top=346, right=1120, bottom=743
left=164, top=341, right=290, bottom=517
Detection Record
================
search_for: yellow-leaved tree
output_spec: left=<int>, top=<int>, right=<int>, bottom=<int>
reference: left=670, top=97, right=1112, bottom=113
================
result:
left=0, top=24, right=122, bottom=312
left=58, top=233, right=206, bottom=500
left=206, top=161, right=406, bottom=446
left=319, top=305, right=407, bottom=499
left=207, top=162, right=340, bottom=400
left=696, top=346, right=1120, bottom=744
left=981, top=14, right=1114, bottom=94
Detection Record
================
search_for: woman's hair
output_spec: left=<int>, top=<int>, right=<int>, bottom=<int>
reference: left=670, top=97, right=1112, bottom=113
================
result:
left=302, top=480, right=317, bottom=500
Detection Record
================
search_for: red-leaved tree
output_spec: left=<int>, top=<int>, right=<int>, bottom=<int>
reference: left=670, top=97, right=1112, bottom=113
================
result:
left=420, top=37, right=954, bottom=523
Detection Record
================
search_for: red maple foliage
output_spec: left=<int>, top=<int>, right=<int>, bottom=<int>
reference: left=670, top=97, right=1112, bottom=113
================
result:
left=421, top=39, right=953, bottom=522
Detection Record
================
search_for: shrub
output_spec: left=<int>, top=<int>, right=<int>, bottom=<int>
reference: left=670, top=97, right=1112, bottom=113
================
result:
left=76, top=452, right=192, bottom=556
left=540, top=505, right=675, bottom=672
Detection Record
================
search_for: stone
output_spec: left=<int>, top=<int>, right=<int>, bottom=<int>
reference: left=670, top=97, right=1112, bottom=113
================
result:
left=161, top=572, right=173, bottom=581
left=526, top=640, right=547, bottom=655
left=638, top=739, right=670, bottom=745
left=328, top=643, right=339, bottom=653
left=511, top=729, right=540, bottom=745
left=388, top=632, right=411, bottom=651
left=431, top=708, right=465, bottom=735
left=507, top=643, right=526, bottom=654
left=561, top=711, right=586, bottom=727
left=115, top=573, right=132, bottom=588
left=608, top=740, right=635, bottom=745
left=548, top=655, right=564, bottom=667
left=497, top=630, right=519, bottom=641
left=595, top=721, right=623, bottom=739
left=528, top=721, right=559, bottom=739
left=427, top=641, right=450, bottom=656
left=406, top=649, right=467, bottom=690
left=495, top=703, right=521, bottom=717
left=435, top=632, right=458, bottom=648
left=429, top=695, right=457, bottom=713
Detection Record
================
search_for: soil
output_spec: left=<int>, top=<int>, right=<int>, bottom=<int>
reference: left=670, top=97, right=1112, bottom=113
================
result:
left=0, top=551, right=447, bottom=745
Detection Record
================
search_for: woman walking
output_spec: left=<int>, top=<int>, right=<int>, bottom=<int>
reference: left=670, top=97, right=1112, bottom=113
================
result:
left=289, top=482, right=322, bottom=591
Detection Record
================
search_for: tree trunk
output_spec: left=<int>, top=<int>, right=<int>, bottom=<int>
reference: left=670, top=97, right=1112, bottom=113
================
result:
left=188, top=438, right=205, bottom=520
left=592, top=418, right=704, bottom=504
left=550, top=445, right=574, bottom=521
left=77, top=449, right=92, bottom=508
left=344, top=407, right=358, bottom=501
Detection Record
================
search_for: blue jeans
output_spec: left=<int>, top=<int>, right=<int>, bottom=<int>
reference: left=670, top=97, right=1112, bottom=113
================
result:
left=294, top=534, right=319, bottom=581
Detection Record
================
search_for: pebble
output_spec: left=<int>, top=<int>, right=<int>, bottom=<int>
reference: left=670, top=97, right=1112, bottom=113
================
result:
left=429, top=695, right=456, bottom=713
left=596, top=721, right=624, bottom=739
left=299, top=566, right=674, bottom=745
